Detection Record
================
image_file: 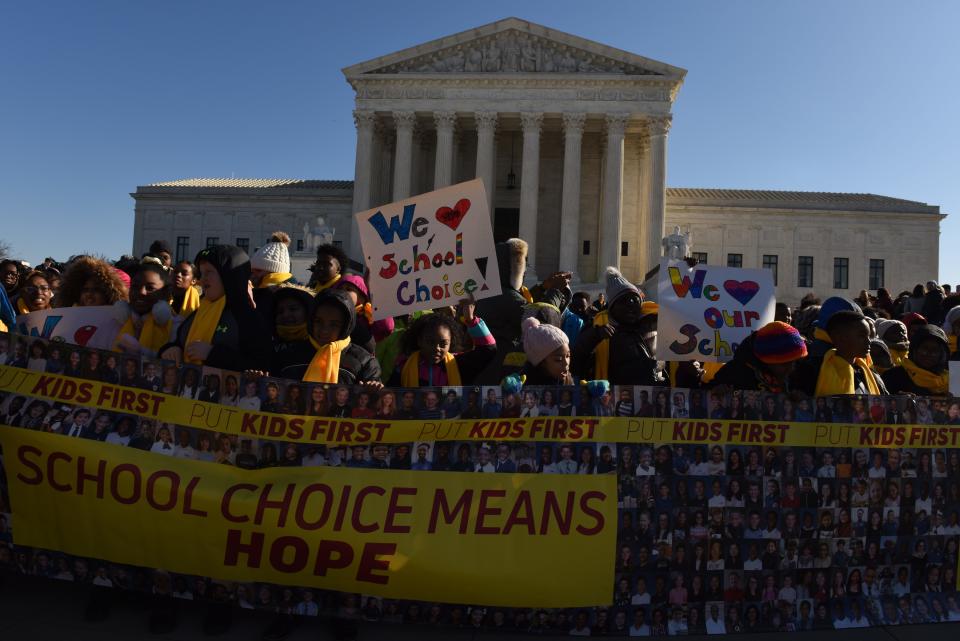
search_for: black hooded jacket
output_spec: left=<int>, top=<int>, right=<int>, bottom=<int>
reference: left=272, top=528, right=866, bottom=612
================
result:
left=167, top=245, right=274, bottom=371
left=882, top=324, right=950, bottom=395
left=710, top=333, right=786, bottom=392
left=270, top=286, right=316, bottom=376
left=279, top=289, right=381, bottom=384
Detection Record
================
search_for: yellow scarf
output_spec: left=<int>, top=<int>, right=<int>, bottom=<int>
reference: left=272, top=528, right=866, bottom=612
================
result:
left=0, top=319, right=7, bottom=333
left=303, top=336, right=351, bottom=383
left=183, top=296, right=226, bottom=364
left=115, top=313, right=172, bottom=354
left=314, top=273, right=341, bottom=293
left=815, top=349, right=880, bottom=396
left=889, top=347, right=908, bottom=368
left=593, top=311, right=610, bottom=380
left=400, top=351, right=461, bottom=387
left=16, top=298, right=30, bottom=315
left=950, top=336, right=958, bottom=354
left=901, top=358, right=949, bottom=395
left=520, top=286, right=533, bottom=303
left=814, top=328, right=833, bottom=344
left=177, top=286, right=201, bottom=316
left=257, top=272, right=292, bottom=288
left=357, top=303, right=374, bottom=325
left=277, top=323, right=309, bottom=342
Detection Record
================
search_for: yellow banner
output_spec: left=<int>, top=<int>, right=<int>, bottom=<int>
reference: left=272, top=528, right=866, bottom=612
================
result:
left=0, top=428, right=616, bottom=607
left=2, top=365, right=959, bottom=448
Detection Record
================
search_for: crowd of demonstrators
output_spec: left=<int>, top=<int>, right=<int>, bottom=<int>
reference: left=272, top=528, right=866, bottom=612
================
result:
left=1, top=235, right=958, bottom=399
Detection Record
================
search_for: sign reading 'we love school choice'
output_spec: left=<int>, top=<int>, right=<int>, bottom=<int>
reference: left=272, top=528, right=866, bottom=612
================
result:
left=355, top=179, right=501, bottom=320
left=657, top=259, right=776, bottom=363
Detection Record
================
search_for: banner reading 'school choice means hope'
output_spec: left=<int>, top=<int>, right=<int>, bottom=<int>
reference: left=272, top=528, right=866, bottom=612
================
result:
left=0, top=428, right=616, bottom=607
left=657, top=259, right=776, bottom=363
left=355, top=179, right=501, bottom=320
left=4, top=366, right=960, bottom=448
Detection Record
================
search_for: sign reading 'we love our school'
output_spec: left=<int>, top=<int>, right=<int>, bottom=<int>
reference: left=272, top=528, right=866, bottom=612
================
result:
left=355, top=179, right=502, bottom=320
left=656, top=258, right=776, bottom=362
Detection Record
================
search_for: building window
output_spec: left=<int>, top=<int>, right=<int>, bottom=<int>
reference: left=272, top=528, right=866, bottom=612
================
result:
left=235, top=238, right=249, bottom=253
left=297, top=239, right=304, bottom=252
left=205, top=236, right=219, bottom=248
left=621, top=242, right=629, bottom=257
left=175, top=236, right=190, bottom=262
left=692, top=252, right=708, bottom=265
left=869, top=259, right=885, bottom=290
left=762, top=254, right=778, bottom=286
left=834, top=257, right=849, bottom=289
left=798, top=256, right=814, bottom=288
left=333, top=240, right=343, bottom=248
left=727, top=253, right=742, bottom=268
left=582, top=240, right=591, bottom=255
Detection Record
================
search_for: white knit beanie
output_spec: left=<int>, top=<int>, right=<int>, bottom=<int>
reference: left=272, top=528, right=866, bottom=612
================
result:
left=605, top=266, right=640, bottom=308
left=522, top=317, right=568, bottom=366
left=251, top=231, right=291, bottom=273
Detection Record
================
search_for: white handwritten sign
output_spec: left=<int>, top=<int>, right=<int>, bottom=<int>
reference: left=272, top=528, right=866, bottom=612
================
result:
left=16, top=306, right=121, bottom=350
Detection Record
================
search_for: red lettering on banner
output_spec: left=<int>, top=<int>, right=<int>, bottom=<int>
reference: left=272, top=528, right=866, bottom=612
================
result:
left=576, top=491, right=607, bottom=535
left=355, top=543, right=395, bottom=585
left=428, top=489, right=473, bottom=534
left=110, top=463, right=141, bottom=504
left=76, top=456, right=106, bottom=498
left=351, top=486, right=385, bottom=533
left=540, top=491, right=574, bottom=535
left=383, top=487, right=416, bottom=534
left=295, top=483, right=333, bottom=530
left=223, top=529, right=264, bottom=568
left=146, top=470, right=180, bottom=511
left=475, top=489, right=506, bottom=534
left=314, top=540, right=353, bottom=576
left=502, top=490, right=536, bottom=535
left=182, top=476, right=207, bottom=517
left=269, top=536, right=309, bottom=573
left=256, top=483, right=295, bottom=527
left=47, top=451, right=72, bottom=492
left=221, top=483, right=256, bottom=523
left=15, top=445, right=43, bottom=484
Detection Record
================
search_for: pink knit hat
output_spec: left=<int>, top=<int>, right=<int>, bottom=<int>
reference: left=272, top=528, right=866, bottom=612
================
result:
left=522, top=317, right=569, bottom=366
left=335, top=273, right=369, bottom=298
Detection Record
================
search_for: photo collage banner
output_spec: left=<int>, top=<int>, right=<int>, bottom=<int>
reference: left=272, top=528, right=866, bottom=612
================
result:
left=1, top=331, right=959, bottom=634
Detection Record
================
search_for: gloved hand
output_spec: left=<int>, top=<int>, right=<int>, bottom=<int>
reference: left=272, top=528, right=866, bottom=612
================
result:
left=500, top=373, right=526, bottom=396
left=582, top=379, right=609, bottom=398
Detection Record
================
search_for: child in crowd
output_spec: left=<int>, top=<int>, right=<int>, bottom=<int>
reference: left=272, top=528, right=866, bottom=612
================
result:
left=160, top=245, right=273, bottom=371
left=882, top=324, right=950, bottom=395
left=170, top=261, right=200, bottom=317
left=711, top=321, right=808, bottom=392
left=284, top=289, right=381, bottom=385
left=268, top=286, right=316, bottom=379
left=572, top=267, right=660, bottom=384
left=114, top=261, right=173, bottom=357
left=57, top=256, right=129, bottom=307
left=334, top=273, right=394, bottom=352
left=389, top=300, right=496, bottom=387
left=806, top=310, right=886, bottom=396
left=310, top=243, right=349, bottom=292
left=516, top=316, right=573, bottom=386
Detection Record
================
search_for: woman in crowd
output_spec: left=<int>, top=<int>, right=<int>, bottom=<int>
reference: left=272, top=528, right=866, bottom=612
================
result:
left=14, top=271, right=53, bottom=314
left=171, top=260, right=200, bottom=317
left=57, top=256, right=128, bottom=307
left=882, top=324, right=950, bottom=395
left=114, top=261, right=173, bottom=357
left=160, top=245, right=272, bottom=371
left=309, top=243, right=348, bottom=293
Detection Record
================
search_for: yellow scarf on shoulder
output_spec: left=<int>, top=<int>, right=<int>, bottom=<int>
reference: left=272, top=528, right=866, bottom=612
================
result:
left=400, top=351, right=461, bottom=387
left=520, top=286, right=534, bottom=303
left=183, top=296, right=226, bottom=364
left=815, top=349, right=880, bottom=396
left=314, top=273, right=341, bottom=293
left=257, top=272, right=292, bottom=288
left=277, top=323, right=308, bottom=342
left=592, top=311, right=610, bottom=380
left=900, top=358, right=949, bottom=395
left=16, top=298, right=30, bottom=316
left=950, top=335, right=958, bottom=354
left=816, top=327, right=874, bottom=368
left=303, top=336, right=351, bottom=383
left=889, top=347, right=908, bottom=368
left=115, top=313, right=172, bottom=354
left=0, top=319, right=7, bottom=333
left=177, top=286, right=201, bottom=317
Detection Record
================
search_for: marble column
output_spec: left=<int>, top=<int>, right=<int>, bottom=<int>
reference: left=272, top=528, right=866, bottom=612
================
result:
left=644, top=116, right=671, bottom=272
left=349, top=109, right=376, bottom=261
left=600, top=114, right=629, bottom=272
left=519, top=112, right=544, bottom=281
left=391, top=110, right=416, bottom=201
left=559, top=113, right=586, bottom=276
left=433, top=111, right=457, bottom=189
left=474, top=111, right=498, bottom=215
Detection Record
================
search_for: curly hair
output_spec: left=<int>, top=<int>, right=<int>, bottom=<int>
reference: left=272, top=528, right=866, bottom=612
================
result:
left=402, top=313, right=469, bottom=356
left=57, top=256, right=129, bottom=307
left=314, top=244, right=349, bottom=271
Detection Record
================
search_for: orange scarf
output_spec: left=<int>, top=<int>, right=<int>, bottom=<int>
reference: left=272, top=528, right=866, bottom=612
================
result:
left=356, top=302, right=374, bottom=325
left=303, top=336, right=351, bottom=383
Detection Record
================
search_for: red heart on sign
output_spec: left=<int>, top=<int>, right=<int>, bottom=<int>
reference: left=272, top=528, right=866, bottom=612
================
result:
left=435, top=198, right=471, bottom=231
left=73, top=325, right=98, bottom=346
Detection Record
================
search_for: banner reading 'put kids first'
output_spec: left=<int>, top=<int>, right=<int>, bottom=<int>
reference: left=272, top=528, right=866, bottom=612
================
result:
left=656, top=258, right=776, bottom=362
left=355, top=179, right=501, bottom=320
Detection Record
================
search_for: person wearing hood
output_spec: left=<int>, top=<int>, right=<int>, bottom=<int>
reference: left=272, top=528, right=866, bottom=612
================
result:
left=160, top=245, right=273, bottom=371
left=943, top=306, right=960, bottom=360
left=560, top=292, right=593, bottom=346
left=250, top=231, right=293, bottom=328
left=280, top=289, right=381, bottom=384
left=792, top=296, right=862, bottom=396
left=882, top=324, right=951, bottom=395
left=710, top=322, right=808, bottom=392
left=388, top=299, right=495, bottom=387
left=333, top=272, right=394, bottom=352
left=875, top=319, right=910, bottom=368
left=572, top=267, right=662, bottom=384
left=474, top=238, right=570, bottom=381
left=268, top=286, right=316, bottom=376
left=922, top=281, right=946, bottom=326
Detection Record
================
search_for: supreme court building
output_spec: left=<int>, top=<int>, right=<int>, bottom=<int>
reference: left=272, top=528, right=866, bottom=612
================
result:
left=132, top=18, right=944, bottom=302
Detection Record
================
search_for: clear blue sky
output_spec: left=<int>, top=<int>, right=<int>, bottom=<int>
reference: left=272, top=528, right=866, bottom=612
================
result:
left=1, top=1, right=957, bottom=285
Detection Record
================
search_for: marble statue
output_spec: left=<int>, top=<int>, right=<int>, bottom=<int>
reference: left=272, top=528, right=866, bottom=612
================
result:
left=303, top=216, right=335, bottom=253
left=662, top=225, right=691, bottom=260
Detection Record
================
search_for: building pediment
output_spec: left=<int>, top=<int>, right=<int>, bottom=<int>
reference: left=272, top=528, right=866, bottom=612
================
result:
left=343, top=17, right=686, bottom=80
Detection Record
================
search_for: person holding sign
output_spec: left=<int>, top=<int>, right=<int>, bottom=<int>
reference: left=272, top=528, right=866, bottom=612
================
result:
left=14, top=271, right=54, bottom=314
left=572, top=267, right=661, bottom=384
left=389, top=298, right=495, bottom=387
left=882, top=324, right=951, bottom=395
left=160, top=245, right=272, bottom=371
